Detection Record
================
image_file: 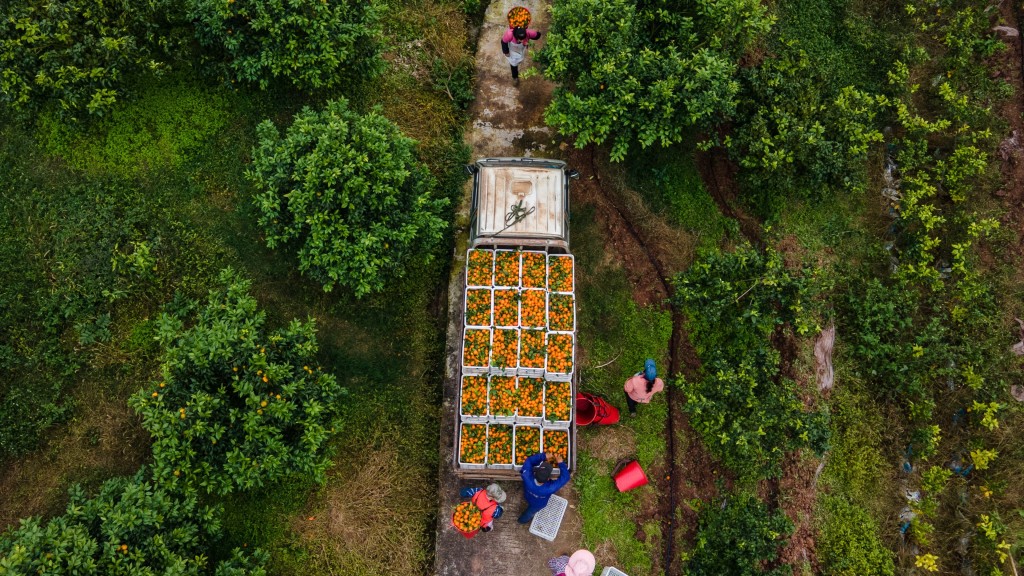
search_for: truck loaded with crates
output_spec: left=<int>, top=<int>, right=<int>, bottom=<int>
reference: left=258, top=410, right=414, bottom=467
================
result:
left=454, top=157, right=580, bottom=480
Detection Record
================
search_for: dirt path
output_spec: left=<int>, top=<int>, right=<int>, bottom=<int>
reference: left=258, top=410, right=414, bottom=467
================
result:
left=433, top=3, right=581, bottom=575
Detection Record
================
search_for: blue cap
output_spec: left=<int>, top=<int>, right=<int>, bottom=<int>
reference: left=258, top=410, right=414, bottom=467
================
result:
left=644, top=359, right=657, bottom=381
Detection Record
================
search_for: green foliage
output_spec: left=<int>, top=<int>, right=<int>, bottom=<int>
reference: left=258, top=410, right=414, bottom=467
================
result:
left=540, top=0, right=772, bottom=161
left=686, top=491, right=793, bottom=576
left=725, top=41, right=886, bottom=211
left=0, top=0, right=169, bottom=120
left=36, top=76, right=230, bottom=177
left=129, top=269, right=346, bottom=495
left=0, top=470, right=267, bottom=574
left=247, top=98, right=448, bottom=296
left=673, top=245, right=828, bottom=481
left=188, top=0, right=382, bottom=90
left=816, top=495, right=895, bottom=576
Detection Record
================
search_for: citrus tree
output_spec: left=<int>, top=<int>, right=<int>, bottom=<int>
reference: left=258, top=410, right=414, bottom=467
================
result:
left=0, top=470, right=267, bottom=574
left=129, top=268, right=345, bottom=495
left=247, top=98, right=448, bottom=296
left=540, top=0, right=772, bottom=161
left=687, top=491, right=793, bottom=576
left=187, top=0, right=381, bottom=90
left=0, top=0, right=167, bottom=120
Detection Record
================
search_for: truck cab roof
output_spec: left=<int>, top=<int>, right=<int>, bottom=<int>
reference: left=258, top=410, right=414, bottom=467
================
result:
left=469, top=158, right=570, bottom=251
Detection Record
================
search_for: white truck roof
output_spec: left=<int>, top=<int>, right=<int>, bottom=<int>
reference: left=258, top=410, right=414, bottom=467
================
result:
left=470, top=158, right=569, bottom=250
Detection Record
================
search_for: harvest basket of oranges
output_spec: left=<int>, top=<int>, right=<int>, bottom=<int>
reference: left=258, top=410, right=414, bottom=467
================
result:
left=493, top=289, right=519, bottom=327
left=544, top=380, right=572, bottom=423
left=518, top=330, right=546, bottom=374
left=520, top=289, right=546, bottom=328
left=459, top=423, right=487, bottom=468
left=487, top=424, right=514, bottom=467
left=460, top=375, right=488, bottom=420
left=494, top=250, right=521, bottom=288
left=452, top=501, right=483, bottom=537
left=547, top=293, right=574, bottom=331
left=488, top=376, right=517, bottom=421
left=465, top=288, right=492, bottom=327
left=547, top=254, right=574, bottom=292
left=543, top=429, right=569, bottom=461
left=521, top=251, right=546, bottom=288
left=466, top=249, right=493, bottom=287
left=462, top=328, right=491, bottom=373
left=516, top=377, right=545, bottom=422
left=545, top=332, right=574, bottom=380
left=514, top=424, right=541, bottom=468
left=490, top=328, right=519, bottom=371
left=507, top=6, right=531, bottom=29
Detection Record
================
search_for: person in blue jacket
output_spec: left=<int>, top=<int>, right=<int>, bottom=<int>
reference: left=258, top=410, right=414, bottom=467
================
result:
left=519, top=451, right=570, bottom=524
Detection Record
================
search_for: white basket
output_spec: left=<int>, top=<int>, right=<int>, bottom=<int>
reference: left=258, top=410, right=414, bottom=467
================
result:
left=485, top=424, right=515, bottom=469
left=520, top=250, right=548, bottom=290
left=542, top=379, right=572, bottom=426
left=544, top=331, right=574, bottom=382
left=513, top=424, right=542, bottom=470
left=600, top=568, right=629, bottom=576
left=518, top=288, right=547, bottom=329
left=546, top=292, right=576, bottom=332
left=459, top=375, right=489, bottom=422
left=465, top=248, right=494, bottom=288
left=516, top=329, right=546, bottom=377
left=488, top=375, right=518, bottom=423
left=461, top=327, right=492, bottom=375
left=546, top=253, right=575, bottom=292
left=489, top=328, right=520, bottom=373
left=492, top=288, right=520, bottom=328
left=493, top=249, right=521, bottom=288
left=529, top=495, right=568, bottom=541
left=515, top=377, right=545, bottom=425
left=457, top=423, right=488, bottom=470
left=463, top=287, right=492, bottom=328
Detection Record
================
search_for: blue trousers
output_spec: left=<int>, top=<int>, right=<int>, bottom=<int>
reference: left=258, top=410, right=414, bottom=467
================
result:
left=518, top=500, right=547, bottom=524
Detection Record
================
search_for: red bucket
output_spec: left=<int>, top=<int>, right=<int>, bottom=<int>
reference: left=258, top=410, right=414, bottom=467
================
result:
left=576, top=393, right=597, bottom=425
left=452, top=515, right=479, bottom=539
left=613, top=460, right=648, bottom=492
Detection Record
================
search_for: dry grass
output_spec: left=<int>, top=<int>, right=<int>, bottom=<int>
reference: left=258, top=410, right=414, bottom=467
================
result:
left=290, top=445, right=432, bottom=576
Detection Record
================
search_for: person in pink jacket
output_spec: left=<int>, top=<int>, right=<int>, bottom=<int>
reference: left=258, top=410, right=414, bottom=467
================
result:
left=623, top=358, right=664, bottom=416
left=501, top=25, right=541, bottom=82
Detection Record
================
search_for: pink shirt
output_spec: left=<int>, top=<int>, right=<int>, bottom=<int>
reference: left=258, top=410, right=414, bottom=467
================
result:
left=501, top=27, right=540, bottom=45
left=624, top=374, right=664, bottom=403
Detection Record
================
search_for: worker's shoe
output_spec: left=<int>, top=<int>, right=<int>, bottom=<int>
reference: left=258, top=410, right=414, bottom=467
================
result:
left=629, top=410, right=637, bottom=418
left=481, top=525, right=492, bottom=533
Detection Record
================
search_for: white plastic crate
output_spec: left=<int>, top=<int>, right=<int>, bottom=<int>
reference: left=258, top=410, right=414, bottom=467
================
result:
left=516, top=329, right=546, bottom=377
left=600, top=567, right=629, bottom=576
left=513, top=424, right=542, bottom=470
left=520, top=250, right=548, bottom=290
left=489, top=328, right=520, bottom=373
left=458, top=375, right=489, bottom=422
left=542, top=379, right=572, bottom=426
left=492, top=288, right=520, bottom=328
left=465, top=248, right=494, bottom=288
left=539, top=428, right=570, bottom=469
left=544, top=331, right=575, bottom=382
left=493, top=249, right=521, bottom=288
left=463, top=287, right=492, bottom=328
left=546, top=253, right=575, bottom=292
left=546, top=292, right=576, bottom=332
left=485, top=424, right=515, bottom=469
left=461, top=327, right=491, bottom=375
left=518, top=288, right=547, bottom=329
left=487, top=375, right=517, bottom=423
left=529, top=495, right=568, bottom=541
left=457, top=423, right=488, bottom=470
left=514, top=377, right=545, bottom=425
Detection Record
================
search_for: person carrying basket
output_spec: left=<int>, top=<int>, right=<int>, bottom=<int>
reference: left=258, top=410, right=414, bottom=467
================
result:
left=501, top=6, right=542, bottom=83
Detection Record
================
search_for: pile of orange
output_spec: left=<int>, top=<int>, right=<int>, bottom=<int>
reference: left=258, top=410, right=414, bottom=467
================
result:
left=489, top=376, right=517, bottom=416
left=548, top=293, right=574, bottom=331
left=545, top=381, right=571, bottom=421
left=515, top=426, right=540, bottom=465
left=460, top=424, right=487, bottom=464
left=544, top=429, right=568, bottom=460
left=491, top=329, right=519, bottom=368
left=548, top=256, right=574, bottom=292
left=463, top=329, right=490, bottom=367
left=467, top=249, right=493, bottom=286
left=519, top=330, right=546, bottom=368
left=494, top=251, right=520, bottom=287
left=547, top=333, right=573, bottom=373
left=521, top=252, right=546, bottom=288
left=520, top=289, right=546, bottom=327
left=453, top=501, right=482, bottom=532
left=488, top=425, right=513, bottom=464
left=517, top=378, right=544, bottom=417
left=465, top=289, right=491, bottom=326
left=493, top=289, right=519, bottom=327
left=461, top=376, right=488, bottom=416
left=507, top=6, right=531, bottom=28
